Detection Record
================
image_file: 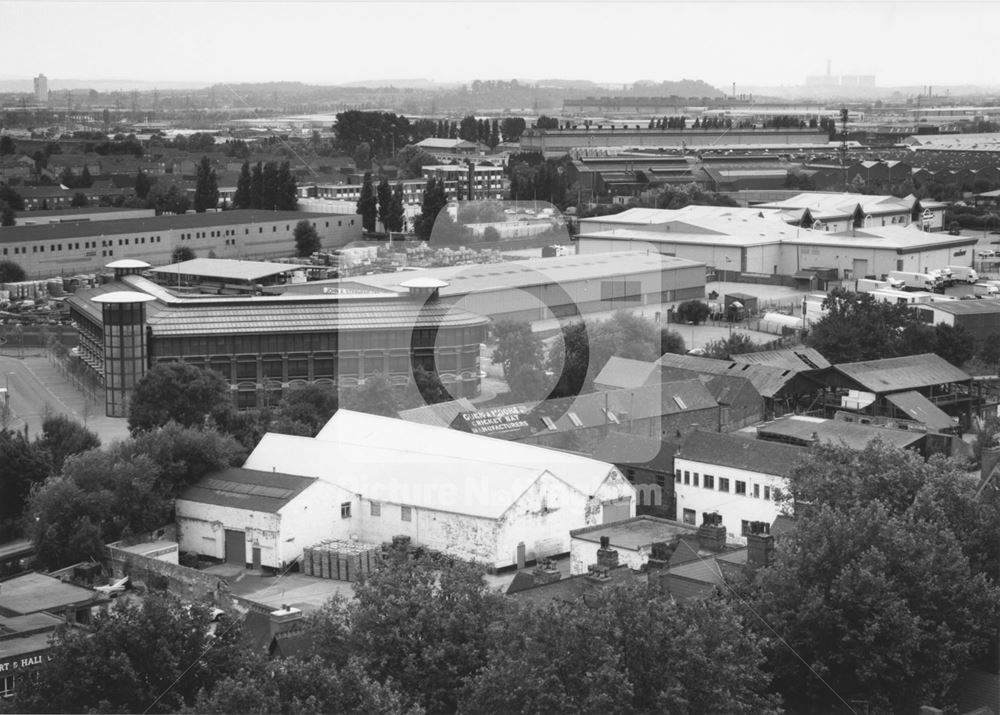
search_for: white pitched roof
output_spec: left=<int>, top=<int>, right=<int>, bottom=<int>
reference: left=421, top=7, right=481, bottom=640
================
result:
left=243, top=410, right=619, bottom=519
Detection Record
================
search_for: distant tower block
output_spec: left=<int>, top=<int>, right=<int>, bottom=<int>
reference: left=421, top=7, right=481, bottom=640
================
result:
left=34, top=73, right=48, bottom=103
left=92, top=291, right=156, bottom=417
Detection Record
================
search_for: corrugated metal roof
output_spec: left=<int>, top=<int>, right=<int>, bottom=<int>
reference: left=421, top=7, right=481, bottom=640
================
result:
left=834, top=353, right=970, bottom=393
left=178, top=467, right=317, bottom=513
left=594, top=356, right=662, bottom=389
left=885, top=390, right=957, bottom=430
left=655, top=353, right=795, bottom=398
left=676, top=430, right=806, bottom=477
left=150, top=258, right=310, bottom=282
left=397, top=398, right=478, bottom=428
left=756, top=415, right=925, bottom=449
left=730, top=347, right=831, bottom=371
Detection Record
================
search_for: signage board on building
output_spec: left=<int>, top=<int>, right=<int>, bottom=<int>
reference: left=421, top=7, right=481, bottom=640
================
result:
left=458, top=406, right=534, bottom=438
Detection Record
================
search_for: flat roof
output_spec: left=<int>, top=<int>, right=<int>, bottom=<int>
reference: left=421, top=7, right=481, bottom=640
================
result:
left=782, top=225, right=977, bottom=252
left=920, top=298, right=1000, bottom=316
left=571, top=516, right=696, bottom=551
left=151, top=258, right=310, bottom=282
left=834, top=353, right=971, bottom=393
left=579, top=227, right=782, bottom=248
left=326, top=252, right=704, bottom=297
left=0, top=209, right=328, bottom=243
left=0, top=572, right=100, bottom=616
left=755, top=415, right=925, bottom=449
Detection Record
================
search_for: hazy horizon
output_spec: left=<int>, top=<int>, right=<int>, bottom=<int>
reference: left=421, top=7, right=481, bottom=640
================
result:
left=1, top=1, right=996, bottom=92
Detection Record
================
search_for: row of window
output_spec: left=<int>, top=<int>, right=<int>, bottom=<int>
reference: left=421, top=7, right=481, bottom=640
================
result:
left=341, top=501, right=413, bottom=521
left=3, top=235, right=163, bottom=256
left=676, top=469, right=778, bottom=500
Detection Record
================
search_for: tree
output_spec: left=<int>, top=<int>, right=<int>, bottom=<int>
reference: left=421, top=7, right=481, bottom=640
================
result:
left=806, top=288, right=921, bottom=363
left=676, top=299, right=711, bottom=325
left=193, top=155, right=219, bottom=212
left=500, top=117, right=527, bottom=142
left=79, top=165, right=92, bottom=188
left=462, top=584, right=779, bottom=715
left=749, top=501, right=1000, bottom=713
left=492, top=321, right=550, bottom=401
left=980, top=331, right=1000, bottom=373
left=0, top=429, right=51, bottom=524
left=275, top=161, right=297, bottom=211
left=353, top=141, right=372, bottom=171
left=36, top=415, right=100, bottom=473
left=0, top=202, right=15, bottom=227
left=11, top=593, right=250, bottom=714
left=340, top=373, right=398, bottom=418
left=293, top=219, right=320, bottom=257
left=0, top=184, right=24, bottom=211
left=356, top=172, right=377, bottom=232
left=704, top=332, right=759, bottom=360
left=270, top=382, right=339, bottom=437
left=347, top=548, right=509, bottom=713
left=0, top=259, right=25, bottom=282
left=415, top=178, right=448, bottom=242
left=395, top=145, right=436, bottom=179
left=70, top=191, right=88, bottom=207
left=233, top=160, right=252, bottom=209
left=171, top=246, right=195, bottom=263
left=376, top=177, right=393, bottom=231
left=660, top=328, right=687, bottom=355
left=127, top=362, right=233, bottom=435
left=386, top=182, right=406, bottom=232
left=411, top=365, right=451, bottom=406
left=250, top=161, right=264, bottom=209
left=0, top=135, right=15, bottom=155
left=133, top=169, right=151, bottom=199
left=187, top=657, right=415, bottom=715
left=934, top=322, right=975, bottom=367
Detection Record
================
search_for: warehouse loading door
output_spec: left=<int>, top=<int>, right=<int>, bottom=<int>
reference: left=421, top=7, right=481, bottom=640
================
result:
left=602, top=499, right=630, bottom=523
left=225, top=530, right=246, bottom=566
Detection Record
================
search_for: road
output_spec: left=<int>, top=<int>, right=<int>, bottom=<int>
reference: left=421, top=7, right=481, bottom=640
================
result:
left=0, top=353, right=128, bottom=443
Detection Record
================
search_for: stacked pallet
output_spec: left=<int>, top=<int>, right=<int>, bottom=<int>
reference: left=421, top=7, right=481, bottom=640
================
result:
left=301, top=538, right=380, bottom=582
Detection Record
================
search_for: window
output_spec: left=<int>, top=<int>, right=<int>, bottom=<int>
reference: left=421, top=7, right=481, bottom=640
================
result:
left=704, top=474, right=714, bottom=489
left=675, top=469, right=681, bottom=483
left=541, top=416, right=557, bottom=431
left=370, top=502, right=381, bottom=517
left=682, top=508, right=696, bottom=525
left=764, top=486, right=771, bottom=500
left=719, top=477, right=730, bottom=493
left=340, top=502, right=352, bottom=519
left=401, top=505, right=412, bottom=522
left=753, top=484, right=760, bottom=498
left=735, top=480, right=747, bottom=496
left=683, top=471, right=690, bottom=485
left=693, top=473, right=699, bottom=487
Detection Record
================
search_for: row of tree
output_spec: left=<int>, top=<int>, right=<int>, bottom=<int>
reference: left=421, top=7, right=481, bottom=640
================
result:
left=355, top=172, right=405, bottom=233
left=233, top=159, right=298, bottom=211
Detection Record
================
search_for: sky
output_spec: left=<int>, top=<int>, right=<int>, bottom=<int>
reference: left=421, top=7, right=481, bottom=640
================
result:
left=1, top=0, right=998, bottom=90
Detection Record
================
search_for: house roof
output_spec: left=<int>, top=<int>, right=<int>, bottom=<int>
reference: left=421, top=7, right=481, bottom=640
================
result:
left=885, top=390, right=957, bottom=430
left=507, top=564, right=642, bottom=604
left=416, top=138, right=479, bottom=150
left=397, top=398, right=477, bottom=428
left=179, top=467, right=317, bottom=513
left=243, top=410, right=622, bottom=520
left=655, top=353, right=797, bottom=399
left=833, top=353, right=971, bottom=393
left=571, top=516, right=697, bottom=550
left=594, top=355, right=663, bottom=389
left=729, top=347, right=831, bottom=371
left=676, top=430, right=806, bottom=478
left=590, top=433, right=677, bottom=473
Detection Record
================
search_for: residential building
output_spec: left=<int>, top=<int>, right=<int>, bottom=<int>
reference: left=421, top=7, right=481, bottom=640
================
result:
left=673, top=430, right=805, bottom=543
left=422, top=164, right=505, bottom=200
left=414, top=137, right=487, bottom=161
left=33, top=74, right=48, bottom=103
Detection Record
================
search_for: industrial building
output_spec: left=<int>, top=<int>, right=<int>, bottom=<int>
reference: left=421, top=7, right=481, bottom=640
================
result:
left=0, top=209, right=361, bottom=278
left=67, top=260, right=489, bottom=416
left=576, top=205, right=975, bottom=283
left=176, top=410, right=636, bottom=570
left=281, top=251, right=706, bottom=324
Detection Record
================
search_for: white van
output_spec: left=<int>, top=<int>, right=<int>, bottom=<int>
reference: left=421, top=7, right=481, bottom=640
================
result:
left=946, top=265, right=979, bottom=284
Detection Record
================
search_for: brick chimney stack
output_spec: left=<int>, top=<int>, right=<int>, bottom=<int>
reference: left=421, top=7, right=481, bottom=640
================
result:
left=585, top=564, right=612, bottom=589
left=596, top=535, right=619, bottom=569
left=746, top=521, right=774, bottom=570
left=697, top=512, right=727, bottom=552
left=531, top=557, right=561, bottom=586
left=268, top=604, right=303, bottom=638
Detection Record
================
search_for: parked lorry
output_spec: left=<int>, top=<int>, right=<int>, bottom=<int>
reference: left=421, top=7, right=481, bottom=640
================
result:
left=973, top=283, right=999, bottom=297
left=887, top=270, right=941, bottom=291
left=945, top=265, right=979, bottom=284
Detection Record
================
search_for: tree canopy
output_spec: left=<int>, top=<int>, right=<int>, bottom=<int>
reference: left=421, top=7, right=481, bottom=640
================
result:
left=193, top=155, right=220, bottom=212
left=293, top=219, right=320, bottom=257
left=127, top=363, right=234, bottom=435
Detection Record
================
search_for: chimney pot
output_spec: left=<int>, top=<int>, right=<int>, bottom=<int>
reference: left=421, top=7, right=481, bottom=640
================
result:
left=531, top=558, right=562, bottom=585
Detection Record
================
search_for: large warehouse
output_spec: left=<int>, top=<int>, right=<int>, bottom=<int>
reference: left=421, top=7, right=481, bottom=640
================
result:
left=178, top=409, right=636, bottom=569
left=280, top=251, right=707, bottom=323
left=0, top=209, right=361, bottom=278
left=67, top=260, right=489, bottom=416
left=577, top=207, right=976, bottom=283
